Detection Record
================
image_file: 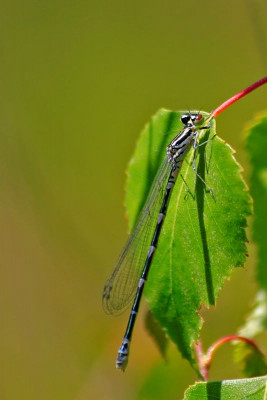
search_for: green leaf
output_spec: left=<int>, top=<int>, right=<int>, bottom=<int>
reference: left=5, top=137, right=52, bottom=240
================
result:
left=239, top=291, right=267, bottom=339
left=144, top=310, right=169, bottom=360
left=184, top=375, right=267, bottom=400
left=234, top=341, right=267, bottom=378
left=125, top=109, right=251, bottom=371
left=246, top=113, right=267, bottom=291
left=234, top=113, right=267, bottom=378
left=239, top=113, right=267, bottom=339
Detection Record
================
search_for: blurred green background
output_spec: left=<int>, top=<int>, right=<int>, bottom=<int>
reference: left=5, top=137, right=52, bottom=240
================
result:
left=0, top=0, right=266, bottom=399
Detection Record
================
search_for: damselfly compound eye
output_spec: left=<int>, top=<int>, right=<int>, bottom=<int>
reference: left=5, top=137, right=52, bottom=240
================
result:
left=193, top=113, right=204, bottom=125
left=180, top=114, right=190, bottom=125
left=189, top=113, right=203, bottom=123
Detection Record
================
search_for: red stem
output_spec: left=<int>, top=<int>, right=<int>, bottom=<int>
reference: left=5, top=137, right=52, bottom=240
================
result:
left=205, top=335, right=259, bottom=369
left=195, top=341, right=209, bottom=381
left=194, top=335, right=260, bottom=381
left=211, top=76, right=267, bottom=119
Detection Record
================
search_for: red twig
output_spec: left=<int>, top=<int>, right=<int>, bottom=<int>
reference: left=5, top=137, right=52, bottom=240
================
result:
left=194, top=341, right=209, bottom=381
left=195, top=335, right=260, bottom=381
left=211, top=76, right=267, bottom=119
left=205, top=335, right=259, bottom=372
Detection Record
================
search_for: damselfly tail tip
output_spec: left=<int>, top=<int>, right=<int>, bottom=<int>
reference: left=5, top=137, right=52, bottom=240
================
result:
left=116, top=356, right=128, bottom=372
left=116, top=360, right=127, bottom=372
left=116, top=339, right=130, bottom=371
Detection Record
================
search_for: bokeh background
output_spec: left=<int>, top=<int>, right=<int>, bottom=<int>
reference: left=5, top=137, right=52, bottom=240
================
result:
left=0, top=0, right=266, bottom=399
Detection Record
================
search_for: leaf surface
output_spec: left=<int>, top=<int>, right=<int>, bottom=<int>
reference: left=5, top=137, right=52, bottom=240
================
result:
left=234, top=341, right=267, bottom=378
left=184, top=375, right=267, bottom=400
left=144, top=310, right=169, bottom=359
left=235, top=113, right=267, bottom=377
left=239, top=113, right=267, bottom=339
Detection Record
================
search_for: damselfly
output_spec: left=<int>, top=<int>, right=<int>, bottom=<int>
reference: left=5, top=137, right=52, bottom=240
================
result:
left=103, top=112, right=212, bottom=371
left=102, top=76, right=267, bottom=372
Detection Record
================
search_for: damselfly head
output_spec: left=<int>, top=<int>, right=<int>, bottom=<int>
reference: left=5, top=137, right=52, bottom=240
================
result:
left=180, top=113, right=203, bottom=126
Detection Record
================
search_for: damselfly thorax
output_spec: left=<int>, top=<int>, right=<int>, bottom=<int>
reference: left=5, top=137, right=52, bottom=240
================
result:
left=167, top=113, right=204, bottom=167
